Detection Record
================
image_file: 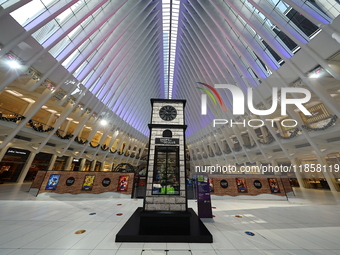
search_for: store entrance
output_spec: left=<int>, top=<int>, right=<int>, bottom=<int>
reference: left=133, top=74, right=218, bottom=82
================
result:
left=298, top=156, right=331, bottom=190
left=24, top=152, right=52, bottom=181
left=0, top=148, right=30, bottom=182
left=0, top=161, right=25, bottom=183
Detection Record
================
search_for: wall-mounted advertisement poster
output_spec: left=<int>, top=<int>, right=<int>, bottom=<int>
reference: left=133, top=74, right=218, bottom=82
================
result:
left=268, top=178, right=281, bottom=193
left=117, top=176, right=129, bottom=191
left=236, top=178, right=248, bottom=193
left=82, top=175, right=95, bottom=191
left=45, top=174, right=61, bottom=190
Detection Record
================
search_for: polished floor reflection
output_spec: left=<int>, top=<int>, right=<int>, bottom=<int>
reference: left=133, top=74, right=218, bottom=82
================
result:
left=0, top=184, right=340, bottom=255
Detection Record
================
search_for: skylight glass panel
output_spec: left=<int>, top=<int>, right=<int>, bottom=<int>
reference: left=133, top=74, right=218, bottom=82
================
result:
left=162, top=0, right=180, bottom=99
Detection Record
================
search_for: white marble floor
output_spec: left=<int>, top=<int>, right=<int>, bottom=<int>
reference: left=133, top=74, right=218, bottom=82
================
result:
left=0, top=183, right=340, bottom=255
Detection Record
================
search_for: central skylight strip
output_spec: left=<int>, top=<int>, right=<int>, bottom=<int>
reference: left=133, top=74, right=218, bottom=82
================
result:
left=162, top=0, right=180, bottom=99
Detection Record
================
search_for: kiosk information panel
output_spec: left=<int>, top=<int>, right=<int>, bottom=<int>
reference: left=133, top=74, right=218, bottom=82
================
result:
left=196, top=174, right=213, bottom=218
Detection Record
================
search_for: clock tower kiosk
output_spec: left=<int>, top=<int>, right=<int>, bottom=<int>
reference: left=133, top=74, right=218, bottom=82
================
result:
left=144, top=98, right=187, bottom=211
left=116, top=98, right=212, bottom=243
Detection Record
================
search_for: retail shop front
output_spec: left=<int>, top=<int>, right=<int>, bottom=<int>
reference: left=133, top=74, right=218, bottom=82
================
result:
left=298, top=156, right=331, bottom=190
left=0, top=148, right=30, bottom=182
left=24, top=152, right=52, bottom=181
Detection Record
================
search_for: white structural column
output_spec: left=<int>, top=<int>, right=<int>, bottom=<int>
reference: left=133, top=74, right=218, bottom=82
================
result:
left=101, top=128, right=120, bottom=161
left=291, top=158, right=306, bottom=189
left=47, top=154, right=58, bottom=170
left=79, top=158, right=87, bottom=171
left=36, top=101, right=76, bottom=153
left=260, top=126, right=268, bottom=142
left=21, top=102, right=35, bottom=116
left=271, top=160, right=281, bottom=176
left=107, top=162, right=113, bottom=171
left=314, top=154, right=339, bottom=192
left=17, top=152, right=36, bottom=184
left=135, top=144, right=146, bottom=166
left=64, top=157, right=73, bottom=171
left=0, top=144, right=10, bottom=162
left=100, top=161, right=105, bottom=172
left=90, top=160, right=97, bottom=172
left=46, top=113, right=56, bottom=127
left=62, top=119, right=72, bottom=134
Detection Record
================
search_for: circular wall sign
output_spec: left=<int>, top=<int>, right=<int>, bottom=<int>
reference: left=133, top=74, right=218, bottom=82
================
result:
left=102, top=178, right=111, bottom=187
left=253, top=180, right=262, bottom=189
left=66, top=177, right=75, bottom=186
left=220, top=180, right=228, bottom=189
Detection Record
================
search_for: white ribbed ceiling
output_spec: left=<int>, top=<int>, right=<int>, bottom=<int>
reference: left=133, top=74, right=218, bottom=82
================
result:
left=2, top=0, right=340, bottom=139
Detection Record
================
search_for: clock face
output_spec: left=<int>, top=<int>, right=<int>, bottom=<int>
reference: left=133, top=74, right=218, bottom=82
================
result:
left=159, top=105, right=177, bottom=121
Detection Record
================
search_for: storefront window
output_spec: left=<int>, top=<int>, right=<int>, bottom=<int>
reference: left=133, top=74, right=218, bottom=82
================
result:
left=325, top=153, right=340, bottom=189
left=53, top=156, right=68, bottom=171
left=299, top=157, right=329, bottom=189
left=152, top=146, right=179, bottom=195
left=24, top=152, right=52, bottom=181
left=0, top=148, right=30, bottom=182
left=72, top=158, right=81, bottom=171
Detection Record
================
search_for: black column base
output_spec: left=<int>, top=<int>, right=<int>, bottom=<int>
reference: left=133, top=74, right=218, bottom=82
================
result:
left=115, top=207, right=213, bottom=243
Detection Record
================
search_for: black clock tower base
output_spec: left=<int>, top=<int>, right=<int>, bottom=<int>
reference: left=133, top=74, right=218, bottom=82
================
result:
left=115, top=207, right=213, bottom=243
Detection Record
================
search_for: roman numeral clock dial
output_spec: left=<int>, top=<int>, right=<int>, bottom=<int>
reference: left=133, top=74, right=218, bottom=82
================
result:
left=159, top=105, right=177, bottom=121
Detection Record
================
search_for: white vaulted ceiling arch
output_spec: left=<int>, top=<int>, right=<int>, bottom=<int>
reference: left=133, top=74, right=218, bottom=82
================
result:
left=1, top=0, right=340, bottom=163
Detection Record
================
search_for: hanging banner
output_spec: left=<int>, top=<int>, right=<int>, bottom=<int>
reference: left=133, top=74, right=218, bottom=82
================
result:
left=196, top=174, right=213, bottom=218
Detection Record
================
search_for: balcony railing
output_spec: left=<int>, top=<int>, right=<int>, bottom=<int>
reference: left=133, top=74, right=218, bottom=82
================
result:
left=258, top=134, right=275, bottom=145
left=232, top=146, right=243, bottom=152
left=302, top=115, right=338, bottom=131
left=89, top=141, right=100, bottom=148
left=74, top=136, right=88, bottom=145
left=223, top=149, right=232, bottom=154
left=100, top=144, right=109, bottom=151
left=56, top=129, right=74, bottom=140
left=276, top=128, right=300, bottom=139
left=28, top=119, right=54, bottom=133
left=0, top=107, right=26, bottom=123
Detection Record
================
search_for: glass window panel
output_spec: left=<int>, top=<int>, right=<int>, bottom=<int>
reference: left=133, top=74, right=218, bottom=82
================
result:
left=10, top=0, right=47, bottom=26
left=62, top=49, right=80, bottom=68
left=48, top=36, right=71, bottom=57
left=304, top=0, right=339, bottom=20
left=285, top=8, right=319, bottom=37
left=152, top=146, right=180, bottom=195
left=31, top=19, right=59, bottom=44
